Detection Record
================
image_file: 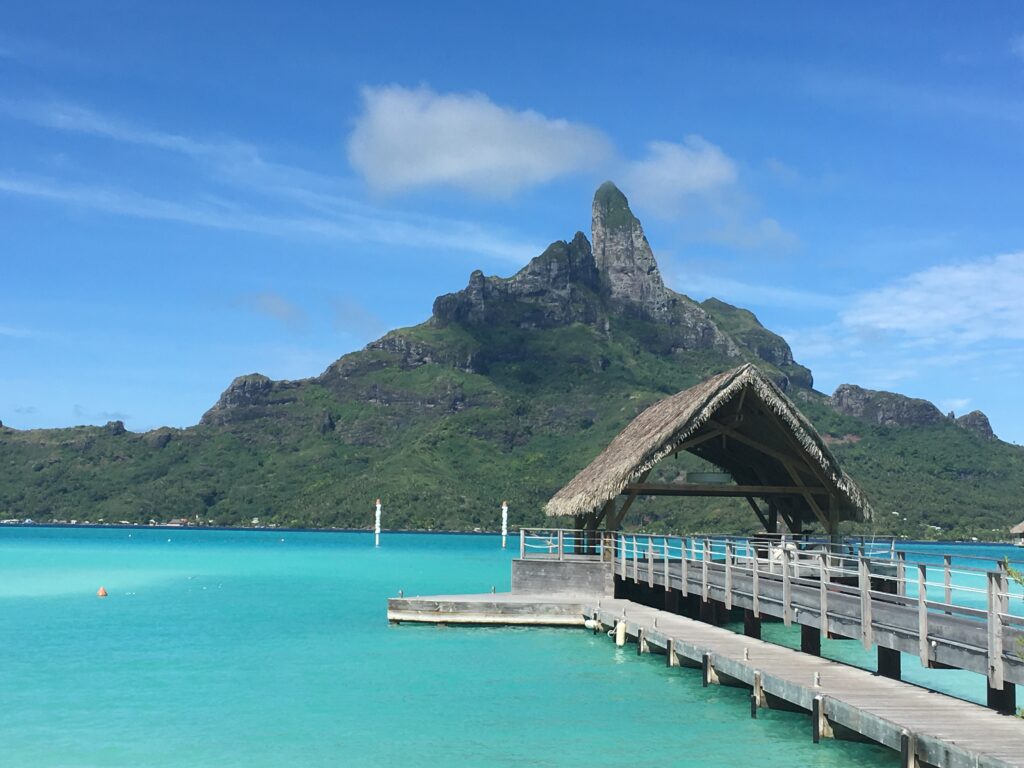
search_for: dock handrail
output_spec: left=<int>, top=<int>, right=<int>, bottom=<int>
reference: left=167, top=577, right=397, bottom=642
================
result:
left=611, top=532, right=1024, bottom=690
left=519, top=528, right=619, bottom=561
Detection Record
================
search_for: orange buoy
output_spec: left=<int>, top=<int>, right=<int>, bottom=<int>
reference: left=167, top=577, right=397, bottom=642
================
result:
left=96, top=586, right=108, bottom=598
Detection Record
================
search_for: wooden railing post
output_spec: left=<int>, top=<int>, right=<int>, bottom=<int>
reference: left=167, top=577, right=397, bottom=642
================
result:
left=752, top=546, right=760, bottom=618
left=943, top=555, right=953, bottom=614
left=519, top=529, right=525, bottom=559
left=680, top=538, right=689, bottom=597
left=619, top=535, right=626, bottom=578
left=647, top=536, right=654, bottom=588
left=859, top=556, right=873, bottom=650
left=557, top=529, right=564, bottom=561
left=896, top=551, right=906, bottom=597
left=782, top=547, right=793, bottom=626
left=632, top=536, right=638, bottom=583
left=987, top=568, right=1007, bottom=690
left=702, top=538, right=710, bottom=602
left=724, top=542, right=734, bottom=610
left=918, top=563, right=929, bottom=666
left=663, top=538, right=670, bottom=591
left=819, top=551, right=829, bottom=638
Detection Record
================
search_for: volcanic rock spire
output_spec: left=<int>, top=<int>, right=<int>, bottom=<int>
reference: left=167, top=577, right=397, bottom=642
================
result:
left=591, top=181, right=671, bottom=319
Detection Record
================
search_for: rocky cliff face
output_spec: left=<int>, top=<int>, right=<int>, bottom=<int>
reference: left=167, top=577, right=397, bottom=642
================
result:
left=591, top=181, right=672, bottom=318
left=956, top=410, right=996, bottom=440
left=828, top=385, right=996, bottom=439
left=829, top=384, right=946, bottom=427
left=201, top=373, right=298, bottom=425
left=432, top=231, right=601, bottom=328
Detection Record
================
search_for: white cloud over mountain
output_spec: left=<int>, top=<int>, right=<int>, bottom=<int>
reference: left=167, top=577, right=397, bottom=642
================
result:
left=347, top=85, right=612, bottom=196
left=621, top=136, right=737, bottom=216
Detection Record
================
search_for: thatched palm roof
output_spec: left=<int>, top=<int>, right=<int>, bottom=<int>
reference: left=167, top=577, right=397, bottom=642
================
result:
left=545, top=364, right=871, bottom=529
left=1011, top=522, right=1024, bottom=535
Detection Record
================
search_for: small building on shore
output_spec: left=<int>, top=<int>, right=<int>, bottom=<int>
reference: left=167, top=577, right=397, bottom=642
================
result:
left=1012, top=521, right=1024, bottom=547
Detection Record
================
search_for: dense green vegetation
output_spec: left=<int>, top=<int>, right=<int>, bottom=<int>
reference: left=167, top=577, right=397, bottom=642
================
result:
left=2, top=309, right=1022, bottom=539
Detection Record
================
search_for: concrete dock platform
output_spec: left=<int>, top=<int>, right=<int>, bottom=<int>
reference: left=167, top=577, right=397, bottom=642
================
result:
left=387, top=592, right=593, bottom=626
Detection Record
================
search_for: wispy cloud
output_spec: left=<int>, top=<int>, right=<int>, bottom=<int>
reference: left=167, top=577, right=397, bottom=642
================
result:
left=234, top=292, right=307, bottom=331
left=0, top=170, right=538, bottom=264
left=842, top=251, right=1024, bottom=344
left=1, top=92, right=796, bottom=261
left=0, top=99, right=542, bottom=263
left=0, top=324, right=39, bottom=339
left=348, top=85, right=612, bottom=196
left=621, top=136, right=737, bottom=217
left=670, top=269, right=839, bottom=310
left=803, top=70, right=1024, bottom=125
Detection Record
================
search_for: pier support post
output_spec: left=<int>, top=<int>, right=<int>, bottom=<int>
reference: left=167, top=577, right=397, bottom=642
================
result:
left=986, top=681, right=1016, bottom=714
left=666, top=638, right=679, bottom=667
left=900, top=730, right=919, bottom=768
left=743, top=608, right=761, bottom=639
left=702, top=653, right=719, bottom=687
left=750, top=670, right=765, bottom=718
left=636, top=627, right=648, bottom=655
left=801, top=624, right=821, bottom=657
left=877, top=646, right=901, bottom=681
left=812, top=695, right=833, bottom=742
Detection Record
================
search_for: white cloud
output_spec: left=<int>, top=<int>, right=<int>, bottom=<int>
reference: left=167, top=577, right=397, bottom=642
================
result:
left=842, top=252, right=1024, bottom=344
left=621, top=136, right=738, bottom=217
left=347, top=85, right=612, bottom=196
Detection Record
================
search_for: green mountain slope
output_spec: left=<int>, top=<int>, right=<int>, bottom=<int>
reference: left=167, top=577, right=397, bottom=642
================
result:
left=2, top=183, right=1021, bottom=538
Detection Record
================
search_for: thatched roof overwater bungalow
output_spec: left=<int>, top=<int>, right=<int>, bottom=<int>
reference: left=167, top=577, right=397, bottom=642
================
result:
left=545, top=363, right=872, bottom=535
left=1011, top=521, right=1024, bottom=546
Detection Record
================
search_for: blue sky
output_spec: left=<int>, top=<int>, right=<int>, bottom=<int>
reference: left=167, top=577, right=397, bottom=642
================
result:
left=2, top=2, right=1024, bottom=443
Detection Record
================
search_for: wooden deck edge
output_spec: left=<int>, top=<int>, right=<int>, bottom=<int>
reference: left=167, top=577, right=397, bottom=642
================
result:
left=386, top=609, right=587, bottom=626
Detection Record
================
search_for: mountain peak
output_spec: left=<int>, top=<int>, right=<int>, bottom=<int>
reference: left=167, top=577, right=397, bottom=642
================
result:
left=593, top=181, right=638, bottom=231
left=591, top=181, right=669, bottom=317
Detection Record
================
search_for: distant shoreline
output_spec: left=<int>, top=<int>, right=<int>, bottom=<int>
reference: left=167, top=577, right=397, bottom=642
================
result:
left=0, top=521, right=508, bottom=536
left=0, top=521, right=1015, bottom=547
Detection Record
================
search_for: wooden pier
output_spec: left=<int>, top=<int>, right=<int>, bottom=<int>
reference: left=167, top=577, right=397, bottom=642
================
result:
left=388, top=589, right=1024, bottom=768
left=388, top=529, right=1024, bottom=768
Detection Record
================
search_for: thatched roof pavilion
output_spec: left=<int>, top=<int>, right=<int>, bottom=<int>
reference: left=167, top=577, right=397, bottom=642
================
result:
left=546, top=363, right=872, bottom=535
left=1012, top=521, right=1024, bottom=545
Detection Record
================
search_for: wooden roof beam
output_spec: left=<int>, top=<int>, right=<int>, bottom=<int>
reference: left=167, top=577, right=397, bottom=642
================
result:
left=622, top=482, right=824, bottom=497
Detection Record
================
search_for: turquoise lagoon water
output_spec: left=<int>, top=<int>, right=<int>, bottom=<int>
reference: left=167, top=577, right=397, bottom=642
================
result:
left=1, top=529, right=1018, bottom=767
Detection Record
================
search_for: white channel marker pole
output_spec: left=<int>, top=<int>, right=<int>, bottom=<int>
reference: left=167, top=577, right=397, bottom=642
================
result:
left=374, top=498, right=382, bottom=547
left=501, top=501, right=509, bottom=549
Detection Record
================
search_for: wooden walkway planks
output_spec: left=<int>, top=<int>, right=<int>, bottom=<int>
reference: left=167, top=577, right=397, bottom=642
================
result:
left=593, top=597, right=1024, bottom=768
